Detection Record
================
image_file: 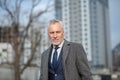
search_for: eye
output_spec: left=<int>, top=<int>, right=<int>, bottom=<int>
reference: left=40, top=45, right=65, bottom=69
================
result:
left=50, top=32, right=54, bottom=34
left=56, top=31, right=61, bottom=33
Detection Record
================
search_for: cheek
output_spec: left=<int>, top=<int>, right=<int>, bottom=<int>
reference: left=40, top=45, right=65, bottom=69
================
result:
left=50, top=36, right=55, bottom=40
left=60, top=34, right=64, bottom=38
left=48, top=35, right=52, bottom=39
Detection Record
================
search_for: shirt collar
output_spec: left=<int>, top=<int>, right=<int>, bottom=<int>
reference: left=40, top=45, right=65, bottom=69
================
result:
left=53, top=40, right=64, bottom=49
left=58, top=40, right=64, bottom=48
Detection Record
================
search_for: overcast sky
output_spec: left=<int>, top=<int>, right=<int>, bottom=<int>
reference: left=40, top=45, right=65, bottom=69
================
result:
left=109, top=0, right=120, bottom=49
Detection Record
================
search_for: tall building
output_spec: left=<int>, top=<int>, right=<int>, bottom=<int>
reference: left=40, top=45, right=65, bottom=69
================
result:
left=55, top=0, right=62, bottom=20
left=55, top=0, right=112, bottom=69
left=90, top=0, right=112, bottom=69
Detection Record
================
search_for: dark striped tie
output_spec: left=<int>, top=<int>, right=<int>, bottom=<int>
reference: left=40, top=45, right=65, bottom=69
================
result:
left=52, top=46, right=59, bottom=70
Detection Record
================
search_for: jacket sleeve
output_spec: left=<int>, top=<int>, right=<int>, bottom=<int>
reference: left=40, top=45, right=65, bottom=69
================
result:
left=39, top=54, right=44, bottom=80
left=76, top=44, right=93, bottom=80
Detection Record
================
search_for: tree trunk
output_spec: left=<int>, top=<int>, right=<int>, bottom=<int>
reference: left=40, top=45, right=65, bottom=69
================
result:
left=13, top=25, right=21, bottom=80
left=14, top=51, right=21, bottom=80
left=14, top=66, right=20, bottom=80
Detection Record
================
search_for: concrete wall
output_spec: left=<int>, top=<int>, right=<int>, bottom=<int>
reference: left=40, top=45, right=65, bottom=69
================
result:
left=0, top=67, right=14, bottom=80
left=0, top=66, right=40, bottom=80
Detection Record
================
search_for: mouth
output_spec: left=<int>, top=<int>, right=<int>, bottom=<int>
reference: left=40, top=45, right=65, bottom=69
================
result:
left=53, top=39, right=59, bottom=42
left=52, top=39, right=59, bottom=43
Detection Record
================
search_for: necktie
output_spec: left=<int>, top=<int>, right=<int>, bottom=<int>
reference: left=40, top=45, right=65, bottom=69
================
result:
left=52, top=46, right=59, bottom=70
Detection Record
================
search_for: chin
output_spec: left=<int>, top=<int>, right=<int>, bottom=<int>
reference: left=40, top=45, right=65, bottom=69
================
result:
left=53, top=42, right=60, bottom=45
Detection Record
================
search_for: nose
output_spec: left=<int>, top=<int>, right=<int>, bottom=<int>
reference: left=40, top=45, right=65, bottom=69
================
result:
left=53, top=33, right=57, bottom=38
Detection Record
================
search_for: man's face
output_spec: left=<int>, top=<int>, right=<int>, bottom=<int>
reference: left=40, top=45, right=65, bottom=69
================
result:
left=48, top=23, right=64, bottom=45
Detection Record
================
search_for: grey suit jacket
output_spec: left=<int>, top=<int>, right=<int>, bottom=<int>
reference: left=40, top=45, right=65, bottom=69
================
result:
left=40, top=40, right=92, bottom=80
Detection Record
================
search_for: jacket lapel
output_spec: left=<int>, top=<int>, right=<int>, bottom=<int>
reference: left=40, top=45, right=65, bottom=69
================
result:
left=62, top=40, right=70, bottom=65
left=52, top=40, right=70, bottom=71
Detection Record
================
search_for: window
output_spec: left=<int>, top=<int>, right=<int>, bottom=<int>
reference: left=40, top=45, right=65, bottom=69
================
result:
left=84, top=24, right=87, bottom=26
left=84, top=14, right=87, bottom=17
left=84, top=5, right=86, bottom=7
left=85, top=43, right=88, bottom=45
left=84, top=9, right=87, bottom=12
left=85, top=38, right=88, bottom=41
left=3, top=49, right=7, bottom=52
left=84, top=19, right=87, bottom=22
left=84, top=28, right=87, bottom=31
left=83, top=0, right=86, bottom=3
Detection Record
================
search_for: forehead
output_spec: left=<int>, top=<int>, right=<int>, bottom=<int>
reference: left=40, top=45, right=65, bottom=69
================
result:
left=48, top=23, right=63, bottom=31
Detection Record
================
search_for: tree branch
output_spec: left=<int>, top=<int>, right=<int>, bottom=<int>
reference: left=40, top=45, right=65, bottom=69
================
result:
left=20, top=30, right=41, bottom=74
left=3, top=0, right=14, bottom=21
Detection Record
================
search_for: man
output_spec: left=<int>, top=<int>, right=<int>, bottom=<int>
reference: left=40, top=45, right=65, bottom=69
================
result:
left=40, top=19, right=92, bottom=80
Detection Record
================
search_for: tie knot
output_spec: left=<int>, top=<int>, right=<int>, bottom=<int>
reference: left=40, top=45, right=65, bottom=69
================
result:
left=54, top=45, right=59, bottom=50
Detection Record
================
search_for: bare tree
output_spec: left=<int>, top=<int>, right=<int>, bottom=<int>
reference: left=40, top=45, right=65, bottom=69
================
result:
left=0, top=0, right=52, bottom=80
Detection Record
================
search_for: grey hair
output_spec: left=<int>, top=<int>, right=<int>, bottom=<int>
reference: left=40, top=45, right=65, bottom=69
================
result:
left=48, top=19, right=63, bottom=28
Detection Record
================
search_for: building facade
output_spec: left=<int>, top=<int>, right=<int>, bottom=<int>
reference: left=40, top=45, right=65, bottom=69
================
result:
left=55, top=0, right=112, bottom=69
left=112, top=43, right=120, bottom=71
left=55, top=0, right=62, bottom=20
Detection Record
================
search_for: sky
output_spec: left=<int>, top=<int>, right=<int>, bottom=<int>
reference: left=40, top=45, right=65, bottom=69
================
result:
left=109, top=0, right=120, bottom=49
